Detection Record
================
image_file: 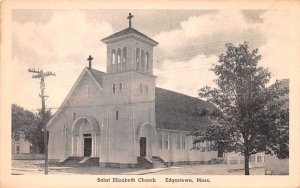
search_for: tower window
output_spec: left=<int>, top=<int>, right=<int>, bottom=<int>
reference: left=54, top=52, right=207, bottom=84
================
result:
left=111, top=50, right=116, bottom=72
left=116, top=110, right=119, bottom=120
left=117, top=48, right=121, bottom=71
left=145, top=52, right=149, bottom=72
left=113, top=83, right=116, bottom=94
left=122, top=47, right=127, bottom=71
left=119, top=83, right=123, bottom=92
left=145, top=85, right=148, bottom=94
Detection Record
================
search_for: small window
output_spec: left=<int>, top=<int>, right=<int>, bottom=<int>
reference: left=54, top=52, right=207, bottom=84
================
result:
left=164, top=133, right=169, bottom=149
left=73, top=113, right=76, bottom=121
left=176, top=135, right=181, bottom=149
left=145, top=85, right=148, bottom=94
left=158, top=133, right=163, bottom=150
left=140, top=83, right=143, bottom=93
left=257, top=156, right=262, bottom=162
left=116, top=110, right=119, bottom=120
left=113, top=83, right=116, bottom=94
left=119, top=83, right=123, bottom=92
left=15, top=145, right=20, bottom=154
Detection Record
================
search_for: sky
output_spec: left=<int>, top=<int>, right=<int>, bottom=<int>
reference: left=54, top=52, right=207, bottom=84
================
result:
left=11, top=9, right=290, bottom=112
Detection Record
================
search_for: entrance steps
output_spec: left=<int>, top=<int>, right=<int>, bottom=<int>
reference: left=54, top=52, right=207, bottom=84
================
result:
left=152, top=157, right=166, bottom=168
left=59, top=157, right=99, bottom=167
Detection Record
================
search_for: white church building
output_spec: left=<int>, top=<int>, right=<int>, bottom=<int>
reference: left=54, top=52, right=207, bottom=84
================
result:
left=47, top=14, right=218, bottom=168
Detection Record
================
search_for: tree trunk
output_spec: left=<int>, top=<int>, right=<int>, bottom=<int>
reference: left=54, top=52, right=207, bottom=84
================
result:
left=244, top=153, right=250, bottom=175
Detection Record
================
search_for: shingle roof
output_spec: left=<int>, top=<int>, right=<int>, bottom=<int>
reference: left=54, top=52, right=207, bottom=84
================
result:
left=155, top=87, right=215, bottom=131
left=87, top=70, right=215, bottom=132
left=101, top=27, right=158, bottom=46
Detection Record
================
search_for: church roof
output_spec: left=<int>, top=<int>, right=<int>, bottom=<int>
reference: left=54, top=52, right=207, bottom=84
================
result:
left=87, top=68, right=105, bottom=87
left=101, top=27, right=159, bottom=46
left=155, top=87, right=216, bottom=131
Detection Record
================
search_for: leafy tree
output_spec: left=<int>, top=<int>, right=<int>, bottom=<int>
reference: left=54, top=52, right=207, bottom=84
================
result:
left=11, top=104, right=52, bottom=153
left=193, top=42, right=289, bottom=175
left=11, top=104, right=36, bottom=140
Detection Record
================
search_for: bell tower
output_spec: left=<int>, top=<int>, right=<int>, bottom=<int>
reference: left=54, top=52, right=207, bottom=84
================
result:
left=101, top=13, right=158, bottom=75
left=100, top=13, right=159, bottom=166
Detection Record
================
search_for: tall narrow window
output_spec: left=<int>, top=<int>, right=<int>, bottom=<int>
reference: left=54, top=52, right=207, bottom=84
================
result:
left=158, top=133, right=163, bottom=149
left=145, top=52, right=149, bottom=72
left=176, top=135, right=181, bottom=149
left=116, top=110, right=119, bottom=120
left=182, top=135, right=186, bottom=150
left=113, top=83, right=116, bottom=94
left=145, top=85, right=148, bottom=94
left=122, top=47, right=127, bottom=70
left=164, top=133, right=169, bottom=149
left=119, top=82, right=123, bottom=92
left=136, top=48, right=140, bottom=70
left=73, top=112, right=76, bottom=121
left=62, top=125, right=67, bottom=139
left=141, top=50, right=145, bottom=72
left=117, top=48, right=121, bottom=71
left=140, top=83, right=143, bottom=93
left=111, top=50, right=116, bottom=72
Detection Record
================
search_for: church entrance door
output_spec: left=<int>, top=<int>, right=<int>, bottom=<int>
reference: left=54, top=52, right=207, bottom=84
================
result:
left=84, top=137, right=92, bottom=157
left=140, top=137, right=146, bottom=157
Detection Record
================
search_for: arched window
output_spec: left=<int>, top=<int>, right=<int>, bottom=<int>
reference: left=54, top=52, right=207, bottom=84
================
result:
left=117, top=48, right=121, bottom=71
left=111, top=50, right=116, bottom=72
left=141, top=50, right=145, bottom=72
left=122, top=47, right=127, bottom=71
left=136, top=48, right=140, bottom=70
left=145, top=52, right=149, bottom=72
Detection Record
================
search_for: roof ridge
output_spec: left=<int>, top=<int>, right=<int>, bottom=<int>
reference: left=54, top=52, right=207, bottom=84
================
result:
left=101, top=27, right=158, bottom=45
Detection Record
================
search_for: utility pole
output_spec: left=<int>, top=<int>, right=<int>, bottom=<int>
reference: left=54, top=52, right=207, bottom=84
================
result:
left=28, top=68, right=55, bottom=175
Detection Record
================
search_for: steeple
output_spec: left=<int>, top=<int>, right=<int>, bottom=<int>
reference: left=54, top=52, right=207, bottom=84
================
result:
left=101, top=14, right=158, bottom=74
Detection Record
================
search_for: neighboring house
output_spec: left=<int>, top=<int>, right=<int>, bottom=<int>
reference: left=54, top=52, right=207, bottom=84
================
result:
left=46, top=15, right=218, bottom=168
left=265, top=79, right=289, bottom=175
left=11, top=133, right=32, bottom=155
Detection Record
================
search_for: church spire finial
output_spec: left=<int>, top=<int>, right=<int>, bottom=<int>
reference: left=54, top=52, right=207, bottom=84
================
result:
left=127, top=13, right=134, bottom=28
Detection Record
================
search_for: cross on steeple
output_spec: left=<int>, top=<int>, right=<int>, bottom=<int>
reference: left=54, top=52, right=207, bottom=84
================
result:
left=127, top=13, right=134, bottom=28
left=87, top=55, right=93, bottom=69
